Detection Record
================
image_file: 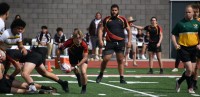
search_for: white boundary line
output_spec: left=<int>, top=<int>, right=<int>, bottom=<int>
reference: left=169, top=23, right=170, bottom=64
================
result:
left=16, top=74, right=200, bottom=78
left=88, top=80, right=159, bottom=97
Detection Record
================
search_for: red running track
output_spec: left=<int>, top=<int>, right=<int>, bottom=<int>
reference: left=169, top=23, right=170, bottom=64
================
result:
left=45, top=59, right=199, bottom=68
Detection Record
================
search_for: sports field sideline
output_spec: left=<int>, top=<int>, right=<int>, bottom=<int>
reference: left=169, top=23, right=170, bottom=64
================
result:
left=1, top=67, right=199, bottom=97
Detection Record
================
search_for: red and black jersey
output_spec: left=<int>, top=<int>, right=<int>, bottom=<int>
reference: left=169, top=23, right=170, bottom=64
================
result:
left=144, top=25, right=162, bottom=43
left=61, top=38, right=88, bottom=55
left=103, top=15, right=129, bottom=42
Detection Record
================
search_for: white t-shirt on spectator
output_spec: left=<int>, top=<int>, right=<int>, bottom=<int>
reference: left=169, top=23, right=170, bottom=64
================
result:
left=0, top=18, right=5, bottom=35
left=94, top=19, right=101, bottom=35
left=124, top=27, right=138, bottom=43
left=41, top=34, right=48, bottom=43
left=0, top=29, right=22, bottom=45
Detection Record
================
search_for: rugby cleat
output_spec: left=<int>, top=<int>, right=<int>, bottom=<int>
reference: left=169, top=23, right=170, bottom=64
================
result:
left=175, top=78, right=180, bottom=93
left=60, top=81, right=69, bottom=92
left=96, top=74, right=103, bottom=83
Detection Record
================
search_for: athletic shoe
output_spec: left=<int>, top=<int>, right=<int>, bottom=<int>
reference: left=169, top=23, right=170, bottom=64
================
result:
left=160, top=69, right=164, bottom=74
left=188, top=88, right=195, bottom=94
left=153, top=55, right=157, bottom=60
left=60, top=81, right=69, bottom=92
left=81, top=89, right=86, bottom=94
left=48, top=56, right=51, bottom=59
left=147, top=69, right=153, bottom=74
left=172, top=68, right=178, bottom=72
left=176, top=78, right=180, bottom=93
left=96, top=74, right=103, bottom=83
left=95, top=56, right=99, bottom=60
left=120, top=79, right=127, bottom=84
left=141, top=55, right=147, bottom=60
left=29, top=84, right=37, bottom=92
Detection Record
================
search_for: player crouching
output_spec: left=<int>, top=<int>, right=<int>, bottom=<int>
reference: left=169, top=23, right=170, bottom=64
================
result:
left=0, top=50, right=56, bottom=94
left=57, top=28, right=88, bottom=94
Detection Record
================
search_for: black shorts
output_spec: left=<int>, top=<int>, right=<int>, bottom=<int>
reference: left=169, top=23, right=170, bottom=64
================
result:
left=68, top=51, right=87, bottom=66
left=25, top=51, right=43, bottom=67
left=0, top=76, right=13, bottom=93
left=196, top=50, right=200, bottom=59
left=178, top=46, right=197, bottom=63
left=90, top=36, right=100, bottom=49
left=148, top=42, right=162, bottom=52
left=6, top=49, right=25, bottom=63
left=104, top=41, right=125, bottom=55
left=31, top=47, right=47, bottom=65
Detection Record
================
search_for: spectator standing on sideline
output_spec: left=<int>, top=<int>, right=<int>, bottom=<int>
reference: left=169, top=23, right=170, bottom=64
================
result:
left=133, top=17, right=164, bottom=74
left=89, top=12, right=103, bottom=61
left=124, top=16, right=139, bottom=66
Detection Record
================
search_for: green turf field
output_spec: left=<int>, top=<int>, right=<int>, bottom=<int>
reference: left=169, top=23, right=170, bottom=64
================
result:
left=0, top=68, right=199, bottom=97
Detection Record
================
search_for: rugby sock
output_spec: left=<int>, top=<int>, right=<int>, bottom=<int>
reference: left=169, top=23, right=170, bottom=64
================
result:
left=178, top=71, right=186, bottom=85
left=193, top=80, right=197, bottom=87
left=99, top=72, right=103, bottom=77
left=57, top=79, right=64, bottom=85
left=150, top=68, right=153, bottom=72
left=81, top=84, right=87, bottom=94
left=185, top=76, right=192, bottom=89
left=75, top=73, right=82, bottom=87
left=75, top=73, right=81, bottom=79
left=175, top=56, right=180, bottom=68
left=82, top=85, right=87, bottom=90
left=120, top=76, right=124, bottom=80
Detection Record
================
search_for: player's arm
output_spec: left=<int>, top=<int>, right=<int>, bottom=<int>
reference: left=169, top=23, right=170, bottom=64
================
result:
left=171, top=35, right=180, bottom=50
left=7, top=59, right=21, bottom=79
left=171, top=24, right=180, bottom=50
left=125, top=26, right=132, bottom=48
left=98, top=25, right=104, bottom=47
left=17, top=41, right=27, bottom=56
left=157, top=28, right=163, bottom=47
left=132, top=25, right=144, bottom=30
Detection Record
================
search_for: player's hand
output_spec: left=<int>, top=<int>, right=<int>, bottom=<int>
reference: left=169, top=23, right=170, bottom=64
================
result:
left=127, top=42, right=131, bottom=48
left=175, top=44, right=180, bottom=50
left=99, top=40, right=104, bottom=47
left=157, top=43, right=160, bottom=47
left=197, top=44, right=200, bottom=50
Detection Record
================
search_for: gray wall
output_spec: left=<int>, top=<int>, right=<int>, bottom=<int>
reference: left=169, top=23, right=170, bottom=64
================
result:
left=2, top=0, right=170, bottom=58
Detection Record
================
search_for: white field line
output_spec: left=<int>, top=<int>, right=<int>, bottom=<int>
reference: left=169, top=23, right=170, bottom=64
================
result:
left=109, top=81, right=159, bottom=84
left=88, top=79, right=159, bottom=97
left=34, top=81, right=78, bottom=84
left=16, top=74, right=200, bottom=78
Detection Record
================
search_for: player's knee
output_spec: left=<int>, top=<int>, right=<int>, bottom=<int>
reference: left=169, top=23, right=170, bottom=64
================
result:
left=102, top=58, right=110, bottom=65
left=81, top=72, right=87, bottom=77
left=185, top=70, right=193, bottom=76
